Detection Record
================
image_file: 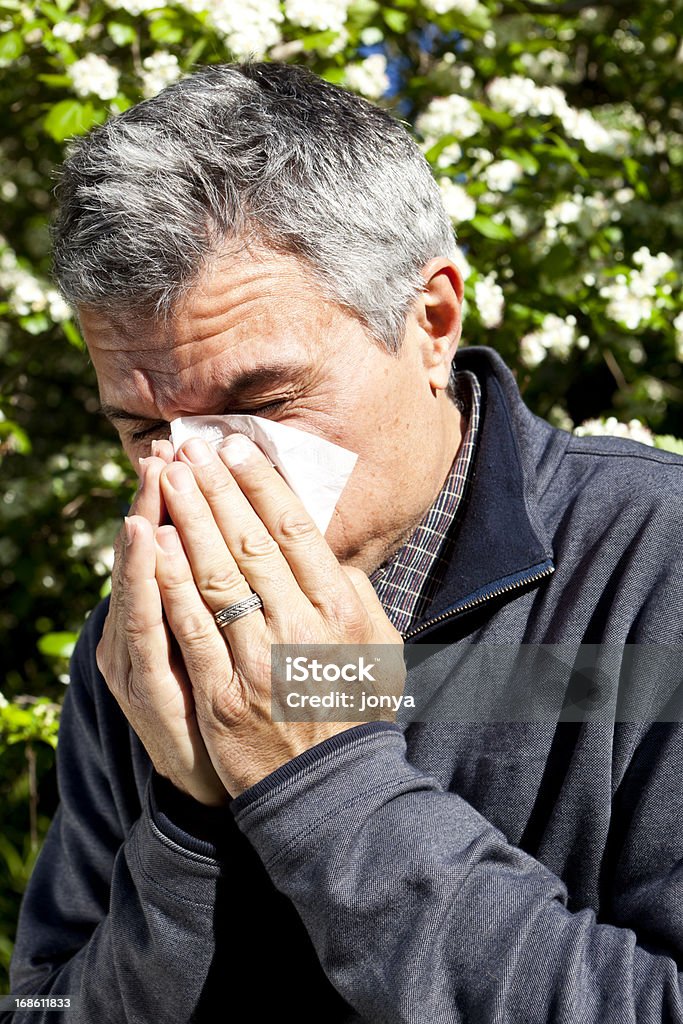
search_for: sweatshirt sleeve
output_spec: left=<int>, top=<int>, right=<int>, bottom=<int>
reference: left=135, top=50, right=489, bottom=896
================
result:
left=231, top=725, right=683, bottom=1024
left=7, top=605, right=228, bottom=1024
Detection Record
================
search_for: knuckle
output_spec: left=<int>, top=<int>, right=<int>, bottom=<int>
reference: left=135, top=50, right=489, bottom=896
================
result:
left=236, top=529, right=278, bottom=560
left=199, top=565, right=248, bottom=605
left=273, top=510, right=317, bottom=543
left=177, top=611, right=216, bottom=647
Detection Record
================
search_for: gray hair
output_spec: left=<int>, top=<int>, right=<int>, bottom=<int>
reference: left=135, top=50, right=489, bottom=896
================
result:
left=53, top=61, right=458, bottom=352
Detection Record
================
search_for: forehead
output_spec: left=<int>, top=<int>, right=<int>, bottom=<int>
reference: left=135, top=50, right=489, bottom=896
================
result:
left=80, top=248, right=344, bottom=408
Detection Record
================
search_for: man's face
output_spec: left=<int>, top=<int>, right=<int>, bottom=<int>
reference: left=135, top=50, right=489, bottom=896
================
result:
left=81, top=247, right=460, bottom=573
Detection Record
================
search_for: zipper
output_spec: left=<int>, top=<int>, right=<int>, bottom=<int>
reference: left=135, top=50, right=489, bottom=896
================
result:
left=401, top=561, right=556, bottom=642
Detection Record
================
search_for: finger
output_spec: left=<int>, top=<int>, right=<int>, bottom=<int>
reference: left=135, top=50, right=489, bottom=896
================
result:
left=342, top=565, right=402, bottom=639
left=154, top=524, right=256, bottom=723
left=110, top=455, right=168, bottom=622
left=160, top=454, right=303, bottom=626
left=116, top=516, right=177, bottom=709
left=177, top=435, right=358, bottom=620
left=151, top=439, right=174, bottom=462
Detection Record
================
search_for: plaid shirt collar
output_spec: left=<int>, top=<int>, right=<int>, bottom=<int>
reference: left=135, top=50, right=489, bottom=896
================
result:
left=369, top=369, right=481, bottom=637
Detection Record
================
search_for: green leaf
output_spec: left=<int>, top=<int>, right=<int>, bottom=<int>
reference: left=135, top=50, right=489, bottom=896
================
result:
left=19, top=312, right=50, bottom=335
left=500, top=146, right=539, bottom=175
left=108, top=21, right=137, bottom=46
left=43, top=99, right=105, bottom=142
left=38, top=631, right=77, bottom=659
left=321, top=66, right=346, bottom=85
left=424, top=133, right=462, bottom=164
left=470, top=215, right=514, bottom=241
left=0, top=420, right=31, bottom=455
left=149, top=18, right=183, bottom=44
left=654, top=434, right=683, bottom=455
left=184, top=36, right=208, bottom=67
left=110, top=95, right=134, bottom=113
left=0, top=30, right=24, bottom=63
left=472, top=102, right=513, bottom=130
left=37, top=73, right=72, bottom=87
left=60, top=318, right=84, bottom=349
left=39, top=1, right=72, bottom=21
left=300, top=30, right=338, bottom=50
left=383, top=8, right=409, bottom=31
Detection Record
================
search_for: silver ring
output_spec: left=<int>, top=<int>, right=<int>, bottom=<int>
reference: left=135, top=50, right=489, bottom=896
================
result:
left=214, top=593, right=264, bottom=629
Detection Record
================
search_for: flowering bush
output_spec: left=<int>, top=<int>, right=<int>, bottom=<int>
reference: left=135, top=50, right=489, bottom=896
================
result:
left=1, top=0, right=682, bottom=990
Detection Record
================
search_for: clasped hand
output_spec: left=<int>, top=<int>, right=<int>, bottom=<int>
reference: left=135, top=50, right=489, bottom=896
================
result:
left=96, top=433, right=404, bottom=802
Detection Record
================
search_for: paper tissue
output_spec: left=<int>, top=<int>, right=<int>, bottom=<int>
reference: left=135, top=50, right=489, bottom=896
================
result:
left=170, top=415, right=358, bottom=536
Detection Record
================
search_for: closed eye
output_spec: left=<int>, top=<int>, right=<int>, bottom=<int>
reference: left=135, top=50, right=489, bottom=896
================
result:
left=230, top=399, right=288, bottom=418
left=129, top=399, right=290, bottom=442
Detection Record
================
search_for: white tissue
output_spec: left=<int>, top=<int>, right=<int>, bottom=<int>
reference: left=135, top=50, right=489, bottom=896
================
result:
left=169, top=415, right=358, bottom=535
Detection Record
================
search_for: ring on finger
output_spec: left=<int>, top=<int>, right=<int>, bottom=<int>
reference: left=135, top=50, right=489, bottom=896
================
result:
left=214, top=593, right=264, bottom=629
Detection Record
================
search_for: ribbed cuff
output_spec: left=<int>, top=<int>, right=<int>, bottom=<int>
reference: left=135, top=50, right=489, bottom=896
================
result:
left=230, top=721, right=403, bottom=816
left=149, top=770, right=231, bottom=858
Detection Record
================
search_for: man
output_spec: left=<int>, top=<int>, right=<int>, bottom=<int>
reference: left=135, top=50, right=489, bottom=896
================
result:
left=8, top=61, right=683, bottom=1023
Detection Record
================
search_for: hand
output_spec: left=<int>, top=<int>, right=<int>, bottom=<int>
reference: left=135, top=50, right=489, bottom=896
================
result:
left=148, top=434, right=404, bottom=797
left=95, top=440, right=229, bottom=808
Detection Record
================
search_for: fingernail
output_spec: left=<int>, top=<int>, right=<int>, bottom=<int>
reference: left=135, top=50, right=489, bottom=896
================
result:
left=155, top=525, right=179, bottom=553
left=164, top=461, right=194, bottom=492
left=124, top=516, right=136, bottom=546
left=220, top=434, right=256, bottom=468
left=151, top=440, right=163, bottom=458
left=138, top=456, right=153, bottom=485
left=183, top=438, right=212, bottom=466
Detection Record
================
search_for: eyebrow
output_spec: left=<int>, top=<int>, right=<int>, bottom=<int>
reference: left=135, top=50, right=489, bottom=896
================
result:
left=100, top=362, right=311, bottom=424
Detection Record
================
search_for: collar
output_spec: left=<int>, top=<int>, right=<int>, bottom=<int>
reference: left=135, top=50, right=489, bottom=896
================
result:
left=403, top=346, right=559, bottom=643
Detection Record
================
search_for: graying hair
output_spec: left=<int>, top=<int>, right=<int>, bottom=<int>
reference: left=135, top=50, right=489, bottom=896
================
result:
left=53, top=61, right=458, bottom=352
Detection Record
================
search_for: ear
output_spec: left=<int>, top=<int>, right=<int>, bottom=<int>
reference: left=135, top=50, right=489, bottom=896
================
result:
left=412, top=258, right=464, bottom=393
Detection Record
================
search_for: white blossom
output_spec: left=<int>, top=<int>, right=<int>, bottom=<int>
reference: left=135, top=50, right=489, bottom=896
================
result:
left=210, top=0, right=283, bottom=56
left=487, top=75, right=625, bottom=153
left=600, top=249, right=673, bottom=329
left=474, top=272, right=504, bottom=328
left=416, top=94, right=483, bottom=145
left=345, top=54, right=389, bottom=99
left=483, top=159, right=524, bottom=192
left=601, top=282, right=653, bottom=330
left=53, top=21, right=85, bottom=42
left=46, top=290, right=71, bottom=322
left=68, top=54, right=120, bottom=101
left=453, top=246, right=472, bottom=282
left=100, top=461, right=125, bottom=483
left=94, top=547, right=116, bottom=575
left=520, top=314, right=578, bottom=367
left=439, top=178, right=476, bottom=222
left=613, top=187, right=635, bottom=205
left=519, top=48, right=569, bottom=81
left=673, top=311, right=683, bottom=361
left=104, top=0, right=161, bottom=13
left=440, top=62, right=475, bottom=90
left=141, top=52, right=182, bottom=98
left=632, top=246, right=674, bottom=281
left=574, top=417, right=654, bottom=446
left=435, top=142, right=462, bottom=169
left=284, top=0, right=350, bottom=33
left=505, top=206, right=531, bottom=236
left=422, top=0, right=479, bottom=14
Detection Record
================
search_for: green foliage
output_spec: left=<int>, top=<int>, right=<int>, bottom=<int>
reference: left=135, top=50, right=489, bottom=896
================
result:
left=1, top=0, right=682, bottom=994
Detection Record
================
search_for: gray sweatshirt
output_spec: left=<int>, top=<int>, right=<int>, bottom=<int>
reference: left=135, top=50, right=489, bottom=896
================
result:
left=7, top=348, right=683, bottom=1022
